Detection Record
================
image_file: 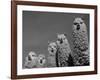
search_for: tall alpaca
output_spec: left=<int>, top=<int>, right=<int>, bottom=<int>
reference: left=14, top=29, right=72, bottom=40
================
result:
left=72, top=17, right=89, bottom=66
left=56, top=34, right=73, bottom=67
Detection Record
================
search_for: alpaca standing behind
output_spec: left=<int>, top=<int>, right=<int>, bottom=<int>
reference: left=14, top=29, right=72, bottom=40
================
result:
left=72, top=17, right=89, bottom=66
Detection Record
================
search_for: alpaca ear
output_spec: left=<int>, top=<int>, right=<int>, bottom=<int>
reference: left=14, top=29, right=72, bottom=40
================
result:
left=56, top=33, right=59, bottom=36
left=64, top=33, right=67, bottom=37
left=73, top=17, right=76, bottom=21
left=48, top=41, right=50, bottom=44
left=81, top=17, right=85, bottom=20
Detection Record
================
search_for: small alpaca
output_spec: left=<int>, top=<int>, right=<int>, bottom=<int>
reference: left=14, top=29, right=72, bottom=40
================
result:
left=24, top=51, right=38, bottom=68
left=48, top=42, right=58, bottom=67
left=37, top=54, right=46, bottom=68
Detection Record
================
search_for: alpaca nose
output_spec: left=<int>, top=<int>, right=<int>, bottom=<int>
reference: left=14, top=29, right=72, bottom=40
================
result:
left=60, top=39, right=63, bottom=44
left=28, top=56, right=32, bottom=61
left=51, top=49, right=54, bottom=52
left=40, top=59, right=42, bottom=64
left=77, top=24, right=80, bottom=30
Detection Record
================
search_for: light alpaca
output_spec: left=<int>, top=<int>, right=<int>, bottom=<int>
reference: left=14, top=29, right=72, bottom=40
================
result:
left=72, top=17, right=89, bottom=66
left=24, top=51, right=38, bottom=68
left=56, top=34, right=73, bottom=67
left=37, top=54, right=46, bottom=68
left=48, top=42, right=58, bottom=67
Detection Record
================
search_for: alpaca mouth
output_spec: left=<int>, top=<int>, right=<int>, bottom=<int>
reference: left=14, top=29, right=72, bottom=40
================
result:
left=60, top=39, right=63, bottom=44
left=28, top=56, right=32, bottom=61
left=40, top=59, right=42, bottom=64
left=76, top=25, right=80, bottom=30
left=51, top=49, right=54, bottom=52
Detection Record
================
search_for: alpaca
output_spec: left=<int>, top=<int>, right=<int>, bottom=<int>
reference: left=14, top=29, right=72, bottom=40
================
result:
left=56, top=34, right=73, bottom=67
left=24, top=51, right=38, bottom=68
left=72, top=17, right=89, bottom=66
left=48, top=42, right=58, bottom=67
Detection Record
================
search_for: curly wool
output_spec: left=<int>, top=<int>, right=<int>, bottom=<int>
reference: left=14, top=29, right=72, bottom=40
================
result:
left=73, top=48, right=89, bottom=66
left=24, top=51, right=38, bottom=68
left=57, top=47, right=72, bottom=67
left=72, top=29, right=88, bottom=51
left=47, top=42, right=58, bottom=67
left=72, top=18, right=89, bottom=66
left=56, top=34, right=73, bottom=67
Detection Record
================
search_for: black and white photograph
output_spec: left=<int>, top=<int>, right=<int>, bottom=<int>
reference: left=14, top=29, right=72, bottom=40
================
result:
left=22, top=11, right=90, bottom=69
left=11, top=1, right=97, bottom=79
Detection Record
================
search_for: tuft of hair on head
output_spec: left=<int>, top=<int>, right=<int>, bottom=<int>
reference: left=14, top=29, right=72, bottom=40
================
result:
left=81, top=17, right=85, bottom=21
left=48, top=41, right=50, bottom=44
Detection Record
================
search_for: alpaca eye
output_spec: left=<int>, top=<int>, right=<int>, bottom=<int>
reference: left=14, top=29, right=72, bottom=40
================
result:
left=43, top=57, right=45, bottom=59
left=58, top=39, right=60, bottom=41
left=54, top=46, right=56, bottom=48
left=74, top=23, right=78, bottom=25
left=80, top=22, right=83, bottom=24
left=32, top=55, right=35, bottom=56
left=63, top=38, right=66, bottom=40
